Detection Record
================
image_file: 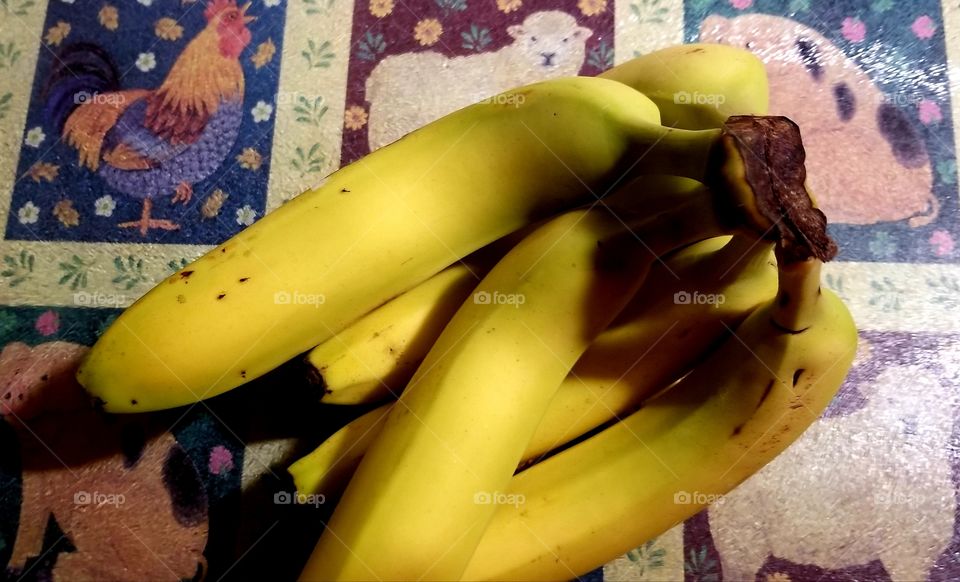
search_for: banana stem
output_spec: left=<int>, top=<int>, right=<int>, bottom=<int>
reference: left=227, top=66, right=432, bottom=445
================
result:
left=712, top=235, right=773, bottom=282
left=622, top=125, right=724, bottom=185
left=618, top=190, right=727, bottom=258
left=770, top=245, right=822, bottom=333
left=711, top=116, right=837, bottom=263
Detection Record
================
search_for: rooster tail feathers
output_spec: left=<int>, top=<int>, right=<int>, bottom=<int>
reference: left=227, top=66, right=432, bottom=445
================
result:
left=43, top=43, right=120, bottom=133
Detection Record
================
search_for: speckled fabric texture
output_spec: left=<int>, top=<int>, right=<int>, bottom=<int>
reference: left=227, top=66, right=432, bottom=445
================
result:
left=0, top=0, right=959, bottom=580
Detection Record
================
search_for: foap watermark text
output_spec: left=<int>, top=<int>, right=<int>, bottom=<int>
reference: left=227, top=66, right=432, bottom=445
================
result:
left=674, top=90, right=726, bottom=108
left=74, top=490, right=126, bottom=507
left=274, top=290, right=326, bottom=308
left=474, top=490, right=525, bottom=507
left=674, top=290, right=725, bottom=307
left=474, top=290, right=525, bottom=307
left=274, top=491, right=326, bottom=507
left=674, top=490, right=725, bottom=505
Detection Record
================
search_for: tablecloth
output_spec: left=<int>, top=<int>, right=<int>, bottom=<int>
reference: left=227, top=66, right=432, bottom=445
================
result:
left=0, top=0, right=959, bottom=580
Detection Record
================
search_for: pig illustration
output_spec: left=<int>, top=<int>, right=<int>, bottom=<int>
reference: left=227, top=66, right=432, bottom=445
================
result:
left=700, top=13, right=939, bottom=227
left=709, top=362, right=955, bottom=581
left=1, top=341, right=208, bottom=581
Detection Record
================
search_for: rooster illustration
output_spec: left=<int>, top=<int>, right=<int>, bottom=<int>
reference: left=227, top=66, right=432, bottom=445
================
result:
left=44, top=0, right=255, bottom=235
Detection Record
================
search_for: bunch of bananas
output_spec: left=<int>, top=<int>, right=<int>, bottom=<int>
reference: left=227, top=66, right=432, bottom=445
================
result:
left=76, top=43, right=858, bottom=581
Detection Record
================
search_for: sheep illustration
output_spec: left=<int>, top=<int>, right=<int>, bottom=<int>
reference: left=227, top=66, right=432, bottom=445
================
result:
left=709, top=362, right=956, bottom=581
left=365, top=10, right=592, bottom=151
left=700, top=13, right=939, bottom=227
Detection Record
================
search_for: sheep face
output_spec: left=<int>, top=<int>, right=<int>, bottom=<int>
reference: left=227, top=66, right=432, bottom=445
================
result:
left=507, top=11, right=592, bottom=72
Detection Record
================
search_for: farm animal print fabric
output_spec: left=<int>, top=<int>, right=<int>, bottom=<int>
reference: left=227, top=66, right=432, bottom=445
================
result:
left=0, top=0, right=958, bottom=580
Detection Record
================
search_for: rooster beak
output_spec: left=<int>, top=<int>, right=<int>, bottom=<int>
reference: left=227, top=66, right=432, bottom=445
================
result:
left=240, top=2, right=256, bottom=23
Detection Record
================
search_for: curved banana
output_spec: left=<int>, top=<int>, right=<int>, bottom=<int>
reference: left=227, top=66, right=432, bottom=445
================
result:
left=290, top=402, right=391, bottom=499
left=289, top=235, right=778, bottom=499
left=79, top=76, right=753, bottom=413
left=308, top=176, right=704, bottom=406
left=308, top=262, right=489, bottom=405
left=299, top=182, right=763, bottom=581
left=309, top=44, right=770, bottom=406
left=461, top=251, right=858, bottom=581
left=524, top=235, right=775, bottom=461
left=601, top=43, right=769, bottom=129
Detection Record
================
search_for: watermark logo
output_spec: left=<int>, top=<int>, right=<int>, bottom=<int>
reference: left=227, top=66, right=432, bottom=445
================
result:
left=73, top=291, right=126, bottom=307
left=874, top=491, right=918, bottom=507
left=673, top=290, right=726, bottom=307
left=473, top=491, right=525, bottom=507
left=275, top=91, right=325, bottom=106
left=473, top=290, right=526, bottom=307
left=274, top=491, right=326, bottom=507
left=878, top=92, right=923, bottom=107
left=673, top=490, right=725, bottom=505
left=673, top=90, right=726, bottom=108
left=74, top=91, right=126, bottom=106
left=74, top=490, right=126, bottom=507
left=480, top=92, right=526, bottom=107
left=274, top=290, right=326, bottom=308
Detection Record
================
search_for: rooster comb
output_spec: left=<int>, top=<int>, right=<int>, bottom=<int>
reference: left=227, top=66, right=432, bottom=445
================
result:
left=204, top=0, right=237, bottom=21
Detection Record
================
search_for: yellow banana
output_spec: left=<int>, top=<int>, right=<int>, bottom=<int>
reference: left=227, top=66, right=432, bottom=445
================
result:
left=601, top=43, right=769, bottom=129
left=299, top=182, right=762, bottom=581
left=524, top=234, right=776, bottom=462
left=461, top=251, right=857, bottom=580
left=309, top=262, right=489, bottom=405
left=307, top=43, right=770, bottom=406
left=307, top=175, right=705, bottom=405
left=79, top=76, right=761, bottom=413
left=288, top=234, right=778, bottom=499
left=290, top=402, right=391, bottom=499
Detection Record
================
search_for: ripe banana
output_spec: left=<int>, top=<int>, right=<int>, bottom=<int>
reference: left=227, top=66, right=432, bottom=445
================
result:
left=308, top=175, right=705, bottom=406
left=289, top=234, right=779, bottom=499
left=299, top=183, right=762, bottom=581
left=78, top=76, right=768, bottom=413
left=290, top=402, right=391, bottom=499
left=309, top=261, right=490, bottom=405
left=524, top=234, right=776, bottom=462
left=601, top=43, right=769, bottom=129
left=461, top=252, right=858, bottom=581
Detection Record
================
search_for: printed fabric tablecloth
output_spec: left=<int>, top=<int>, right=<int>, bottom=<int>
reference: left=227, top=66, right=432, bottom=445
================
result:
left=1, top=0, right=959, bottom=580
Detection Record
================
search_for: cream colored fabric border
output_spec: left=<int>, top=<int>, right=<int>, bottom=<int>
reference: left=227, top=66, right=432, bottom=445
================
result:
left=265, top=0, right=355, bottom=212
left=603, top=525, right=684, bottom=581
left=0, top=1, right=47, bottom=241
left=613, top=0, right=684, bottom=63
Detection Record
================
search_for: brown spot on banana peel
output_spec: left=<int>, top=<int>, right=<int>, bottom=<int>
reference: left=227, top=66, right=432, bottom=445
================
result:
left=778, top=292, right=790, bottom=307
left=792, top=369, right=805, bottom=386
left=304, top=359, right=328, bottom=390
left=769, top=317, right=810, bottom=335
left=756, top=379, right=775, bottom=411
left=714, top=116, right=838, bottom=262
